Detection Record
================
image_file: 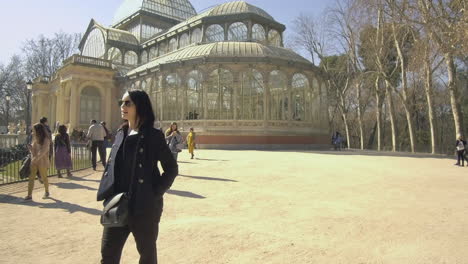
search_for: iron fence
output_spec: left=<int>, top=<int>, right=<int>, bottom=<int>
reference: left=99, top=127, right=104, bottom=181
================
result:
left=0, top=143, right=92, bottom=185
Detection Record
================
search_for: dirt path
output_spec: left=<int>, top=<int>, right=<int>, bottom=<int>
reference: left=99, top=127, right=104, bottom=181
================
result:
left=0, top=150, right=467, bottom=264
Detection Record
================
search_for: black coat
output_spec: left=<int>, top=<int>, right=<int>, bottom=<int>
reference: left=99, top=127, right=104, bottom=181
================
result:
left=97, top=126, right=178, bottom=215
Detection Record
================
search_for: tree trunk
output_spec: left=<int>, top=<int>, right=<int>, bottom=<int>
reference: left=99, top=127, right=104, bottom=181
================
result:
left=385, top=80, right=397, bottom=152
left=356, top=81, right=364, bottom=150
left=368, top=121, right=378, bottom=149
left=445, top=53, right=464, bottom=139
left=392, top=24, right=415, bottom=153
left=424, top=48, right=437, bottom=154
left=342, top=111, right=351, bottom=150
left=339, top=91, right=351, bottom=150
left=375, top=77, right=384, bottom=151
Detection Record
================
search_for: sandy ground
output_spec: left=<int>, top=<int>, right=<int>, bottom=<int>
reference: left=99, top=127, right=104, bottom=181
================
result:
left=1, top=149, right=467, bottom=264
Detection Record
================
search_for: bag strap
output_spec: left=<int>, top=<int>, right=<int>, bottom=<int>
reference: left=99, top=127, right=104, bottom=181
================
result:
left=103, top=193, right=126, bottom=213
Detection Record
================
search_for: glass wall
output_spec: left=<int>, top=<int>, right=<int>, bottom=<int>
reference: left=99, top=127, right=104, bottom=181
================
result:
left=252, top=24, right=266, bottom=42
left=141, top=50, right=149, bottom=64
left=186, top=70, right=203, bottom=120
left=80, top=87, right=101, bottom=125
left=159, top=42, right=167, bottom=56
left=239, top=69, right=264, bottom=120
left=292, top=73, right=310, bottom=121
left=269, top=70, right=288, bottom=120
left=141, top=0, right=197, bottom=22
left=169, top=38, right=178, bottom=52
left=165, top=73, right=182, bottom=120
left=207, top=69, right=233, bottom=120
left=228, top=22, right=248, bottom=41
left=141, top=24, right=163, bottom=41
left=179, top=33, right=190, bottom=48
left=124, top=51, right=138, bottom=65
left=206, top=24, right=225, bottom=42
left=127, top=23, right=141, bottom=40
left=149, top=46, right=158, bottom=60
left=268, top=29, right=281, bottom=47
left=191, top=28, right=202, bottom=43
left=83, top=28, right=106, bottom=58
left=107, top=47, right=122, bottom=64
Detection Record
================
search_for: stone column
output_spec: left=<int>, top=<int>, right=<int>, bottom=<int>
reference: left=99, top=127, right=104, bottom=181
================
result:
left=264, top=72, right=270, bottom=124
left=247, top=20, right=253, bottom=42
left=160, top=74, right=166, bottom=121
left=233, top=72, right=240, bottom=121
left=69, top=82, right=79, bottom=131
left=224, top=23, right=229, bottom=41
left=179, top=72, right=187, bottom=121
left=287, top=75, right=293, bottom=123
left=104, top=83, right=112, bottom=124
left=55, top=89, right=63, bottom=125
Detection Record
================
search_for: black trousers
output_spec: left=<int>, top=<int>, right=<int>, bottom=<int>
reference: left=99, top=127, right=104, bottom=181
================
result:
left=457, top=150, right=468, bottom=166
left=101, top=198, right=163, bottom=264
left=91, top=141, right=107, bottom=169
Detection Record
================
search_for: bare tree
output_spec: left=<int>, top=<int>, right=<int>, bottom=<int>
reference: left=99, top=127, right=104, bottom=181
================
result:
left=22, top=32, right=80, bottom=80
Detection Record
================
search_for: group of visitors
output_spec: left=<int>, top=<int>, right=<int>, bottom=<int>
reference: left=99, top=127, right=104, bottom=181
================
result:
left=164, top=122, right=197, bottom=161
left=24, top=117, right=73, bottom=200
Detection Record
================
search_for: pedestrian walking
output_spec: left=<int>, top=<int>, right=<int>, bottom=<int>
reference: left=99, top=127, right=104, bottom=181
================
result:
left=24, top=123, right=51, bottom=200
left=39, top=117, right=53, bottom=159
left=165, top=122, right=183, bottom=161
left=186, top=127, right=196, bottom=159
left=97, top=90, right=178, bottom=264
left=54, top=125, right=73, bottom=178
left=455, top=135, right=468, bottom=166
left=87, top=120, right=107, bottom=170
left=101, top=121, right=111, bottom=148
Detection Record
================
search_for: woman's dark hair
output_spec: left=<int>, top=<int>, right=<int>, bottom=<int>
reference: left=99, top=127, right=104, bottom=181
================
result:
left=33, top=123, right=47, bottom=145
left=58, top=125, right=67, bottom=136
left=121, top=90, right=155, bottom=129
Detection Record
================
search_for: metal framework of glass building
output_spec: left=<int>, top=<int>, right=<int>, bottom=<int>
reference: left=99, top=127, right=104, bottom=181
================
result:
left=32, top=0, right=329, bottom=149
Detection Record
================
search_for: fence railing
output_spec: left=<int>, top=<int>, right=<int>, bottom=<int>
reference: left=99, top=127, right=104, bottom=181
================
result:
left=0, top=143, right=92, bottom=185
left=63, top=54, right=112, bottom=69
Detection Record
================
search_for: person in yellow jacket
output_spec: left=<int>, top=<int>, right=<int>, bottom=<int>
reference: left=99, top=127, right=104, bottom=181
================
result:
left=186, top=127, right=196, bottom=159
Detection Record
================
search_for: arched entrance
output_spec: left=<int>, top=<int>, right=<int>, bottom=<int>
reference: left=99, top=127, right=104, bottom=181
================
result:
left=80, top=87, right=101, bottom=126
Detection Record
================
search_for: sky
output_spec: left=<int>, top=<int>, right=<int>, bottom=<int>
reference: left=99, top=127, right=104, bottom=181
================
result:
left=0, top=0, right=329, bottom=64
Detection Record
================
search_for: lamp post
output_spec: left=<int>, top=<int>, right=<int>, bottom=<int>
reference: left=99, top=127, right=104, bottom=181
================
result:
left=6, top=93, right=10, bottom=133
left=26, top=80, right=33, bottom=135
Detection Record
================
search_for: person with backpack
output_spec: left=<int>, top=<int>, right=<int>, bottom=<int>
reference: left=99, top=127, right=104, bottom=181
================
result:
left=455, top=135, right=468, bottom=166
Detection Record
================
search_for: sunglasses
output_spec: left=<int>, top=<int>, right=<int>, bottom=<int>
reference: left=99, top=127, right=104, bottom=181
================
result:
left=118, top=100, right=134, bottom=107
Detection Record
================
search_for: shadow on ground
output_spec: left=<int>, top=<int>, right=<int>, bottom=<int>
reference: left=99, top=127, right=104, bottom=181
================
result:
left=167, top=190, right=206, bottom=199
left=51, top=182, right=97, bottom=191
left=195, top=158, right=230, bottom=162
left=266, top=149, right=455, bottom=160
left=0, top=194, right=101, bottom=215
left=178, top=174, right=238, bottom=182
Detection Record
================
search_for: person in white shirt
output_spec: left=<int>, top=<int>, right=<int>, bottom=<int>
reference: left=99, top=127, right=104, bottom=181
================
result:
left=87, top=120, right=107, bottom=170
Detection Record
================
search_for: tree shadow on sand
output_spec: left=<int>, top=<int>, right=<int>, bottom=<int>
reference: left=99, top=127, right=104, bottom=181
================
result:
left=51, top=182, right=98, bottom=191
left=279, top=149, right=454, bottom=160
left=195, top=158, right=229, bottom=162
left=166, top=190, right=206, bottom=199
left=0, top=194, right=101, bottom=216
left=178, top=174, right=238, bottom=182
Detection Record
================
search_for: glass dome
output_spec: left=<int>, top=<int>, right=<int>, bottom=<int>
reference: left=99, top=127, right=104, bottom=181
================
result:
left=113, top=0, right=197, bottom=25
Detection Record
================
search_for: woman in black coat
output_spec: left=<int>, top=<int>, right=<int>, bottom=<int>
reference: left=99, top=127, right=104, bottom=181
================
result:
left=97, top=90, right=178, bottom=264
